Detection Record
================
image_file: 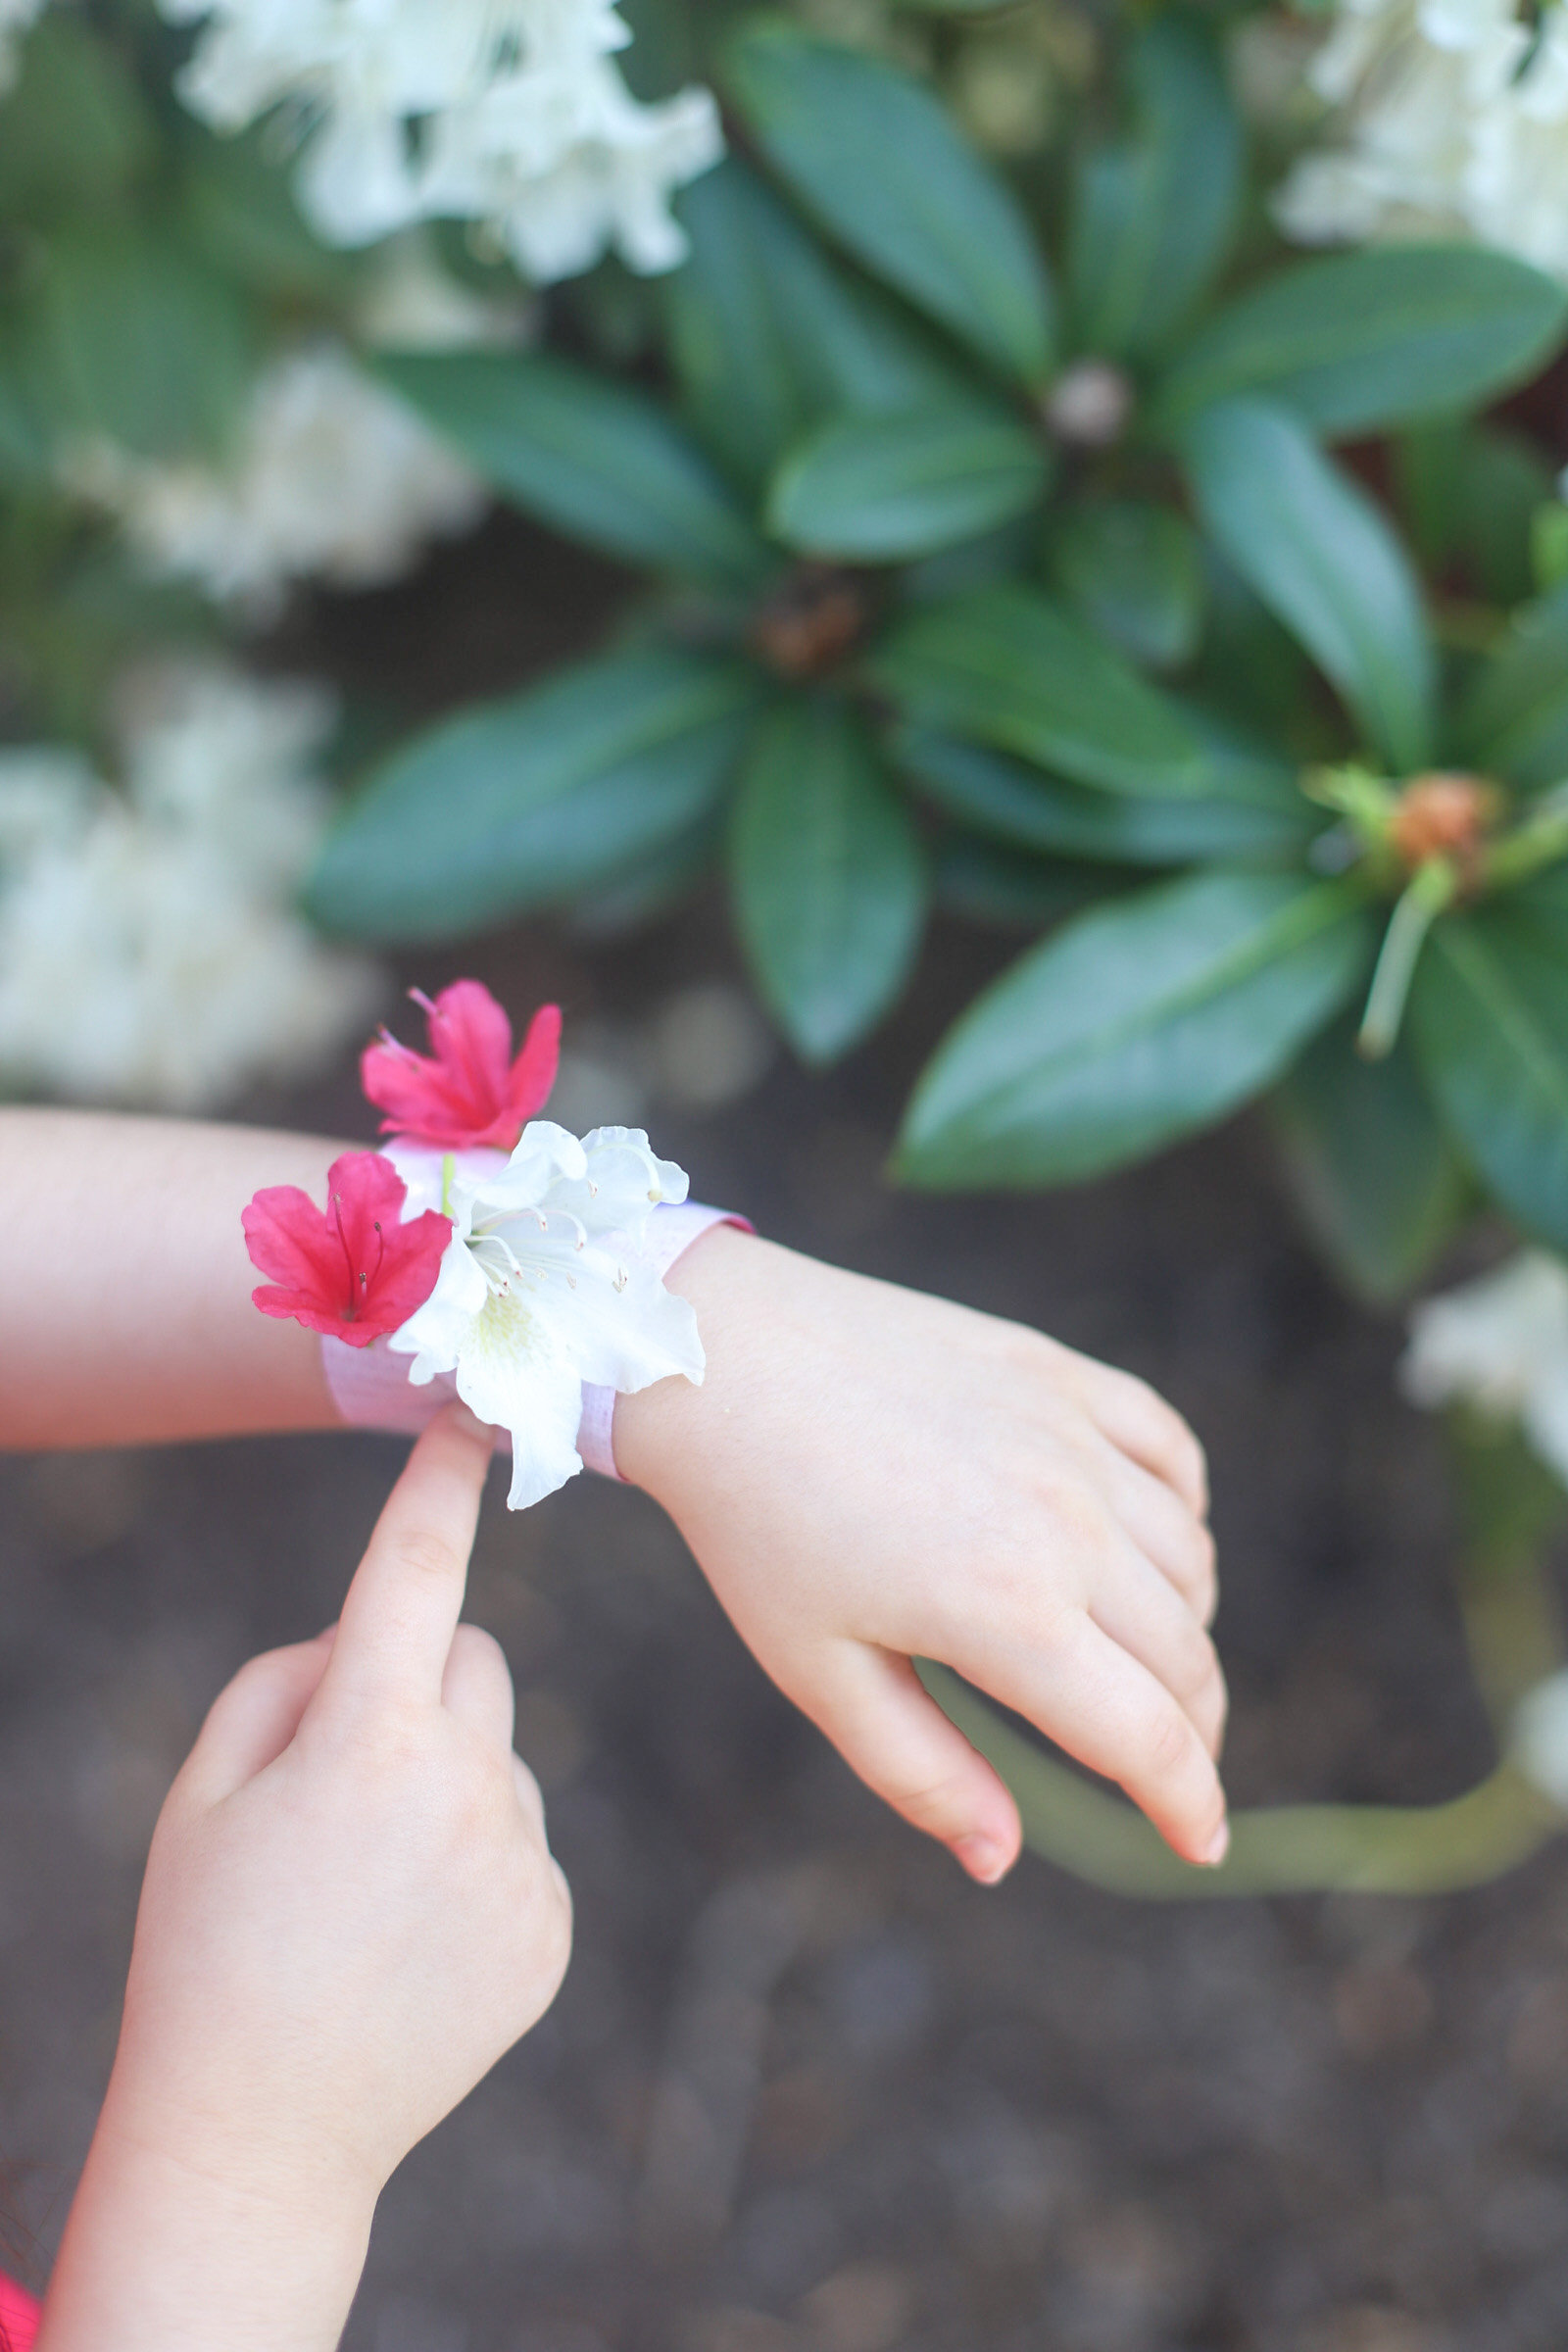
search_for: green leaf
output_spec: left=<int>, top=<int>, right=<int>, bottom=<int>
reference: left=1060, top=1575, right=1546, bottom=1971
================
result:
left=1067, top=18, right=1242, bottom=361
left=869, top=583, right=1210, bottom=797
left=767, top=398, right=1049, bottom=560
left=1396, top=418, right=1551, bottom=609
left=725, top=20, right=1054, bottom=384
left=1182, top=398, right=1435, bottom=771
left=1413, top=909, right=1568, bottom=1251
left=731, top=696, right=927, bottom=1060
left=1271, top=1013, right=1469, bottom=1300
left=308, top=649, right=762, bottom=943
left=0, top=14, right=155, bottom=216
left=1157, top=246, right=1568, bottom=439
left=180, top=128, right=358, bottom=304
left=666, top=156, right=960, bottom=492
left=16, top=227, right=256, bottom=462
left=1457, top=583, right=1568, bottom=788
left=896, top=868, right=1373, bottom=1186
left=934, top=836, right=1111, bottom=929
left=375, top=350, right=770, bottom=587
left=1048, top=499, right=1204, bottom=671
left=896, top=724, right=1315, bottom=864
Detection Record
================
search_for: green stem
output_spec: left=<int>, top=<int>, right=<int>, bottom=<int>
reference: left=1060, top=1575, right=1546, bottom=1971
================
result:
left=918, top=1662, right=1562, bottom=1900
left=1357, top=858, right=1458, bottom=1058
left=1485, top=790, right=1568, bottom=894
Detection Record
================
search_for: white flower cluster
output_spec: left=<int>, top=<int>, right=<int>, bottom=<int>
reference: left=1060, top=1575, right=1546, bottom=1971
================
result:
left=1401, top=1249, right=1568, bottom=1483
left=0, top=665, right=382, bottom=1111
left=63, top=341, right=488, bottom=622
left=388, top=1125, right=704, bottom=1508
left=1275, top=0, right=1568, bottom=281
left=159, top=0, right=723, bottom=283
left=0, top=0, right=46, bottom=93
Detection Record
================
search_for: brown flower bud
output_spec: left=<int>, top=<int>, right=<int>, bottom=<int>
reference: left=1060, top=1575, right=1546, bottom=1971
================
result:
left=751, top=564, right=870, bottom=681
left=1386, top=771, right=1501, bottom=880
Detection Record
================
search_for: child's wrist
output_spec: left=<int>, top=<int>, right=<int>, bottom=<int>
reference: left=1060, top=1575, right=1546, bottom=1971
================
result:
left=611, top=1222, right=768, bottom=1502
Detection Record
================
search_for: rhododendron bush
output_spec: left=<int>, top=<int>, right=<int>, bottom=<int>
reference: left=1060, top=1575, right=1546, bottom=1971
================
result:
left=13, top=0, right=1568, bottom=1892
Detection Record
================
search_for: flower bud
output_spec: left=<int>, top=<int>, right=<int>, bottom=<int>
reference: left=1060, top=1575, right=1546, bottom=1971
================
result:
left=1042, top=361, right=1135, bottom=449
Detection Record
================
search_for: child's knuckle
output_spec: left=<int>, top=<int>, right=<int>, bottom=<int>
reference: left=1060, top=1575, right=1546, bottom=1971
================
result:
left=395, top=1527, right=461, bottom=1583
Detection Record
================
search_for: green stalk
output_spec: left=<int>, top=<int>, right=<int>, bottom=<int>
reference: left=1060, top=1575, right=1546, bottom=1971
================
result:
left=1357, top=858, right=1458, bottom=1058
left=1484, top=788, right=1568, bottom=894
left=918, top=1662, right=1562, bottom=1900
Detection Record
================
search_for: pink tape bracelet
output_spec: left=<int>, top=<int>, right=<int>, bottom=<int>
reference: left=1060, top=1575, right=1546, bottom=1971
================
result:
left=320, top=1200, right=749, bottom=1482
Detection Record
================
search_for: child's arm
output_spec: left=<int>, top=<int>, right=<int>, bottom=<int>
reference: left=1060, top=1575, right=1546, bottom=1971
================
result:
left=36, top=1404, right=571, bottom=2352
left=0, top=1109, right=341, bottom=1446
left=1, top=1106, right=1225, bottom=1876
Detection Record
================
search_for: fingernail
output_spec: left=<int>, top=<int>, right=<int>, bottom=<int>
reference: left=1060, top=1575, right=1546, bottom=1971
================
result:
left=1201, top=1820, right=1231, bottom=1868
left=953, top=1834, right=1010, bottom=1886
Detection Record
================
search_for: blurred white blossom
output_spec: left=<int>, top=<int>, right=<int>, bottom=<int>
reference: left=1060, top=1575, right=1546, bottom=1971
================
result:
left=1274, top=0, right=1568, bottom=280
left=1511, top=1668, right=1568, bottom=1808
left=0, top=0, right=46, bottom=93
left=158, top=0, right=722, bottom=282
left=351, top=230, right=533, bottom=351
left=1401, top=1250, right=1568, bottom=1483
left=62, top=343, right=486, bottom=620
left=0, top=665, right=382, bottom=1110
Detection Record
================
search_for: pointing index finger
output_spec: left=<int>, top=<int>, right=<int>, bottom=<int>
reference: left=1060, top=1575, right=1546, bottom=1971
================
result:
left=320, top=1401, right=496, bottom=1710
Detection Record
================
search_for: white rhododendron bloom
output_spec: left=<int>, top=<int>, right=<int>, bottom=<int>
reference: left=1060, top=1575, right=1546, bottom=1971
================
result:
left=1401, top=1250, right=1568, bottom=1484
left=387, top=1124, right=705, bottom=1508
left=1275, top=0, right=1568, bottom=280
left=351, top=229, right=533, bottom=351
left=63, top=343, right=486, bottom=620
left=0, top=0, right=46, bottom=93
left=1512, top=1669, right=1568, bottom=1809
left=157, top=0, right=722, bottom=282
left=0, top=665, right=382, bottom=1110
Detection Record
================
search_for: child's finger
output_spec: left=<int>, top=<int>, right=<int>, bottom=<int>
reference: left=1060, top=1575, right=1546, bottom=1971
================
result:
left=1074, top=1362, right=1209, bottom=1520
left=968, top=1616, right=1229, bottom=1867
left=180, top=1632, right=335, bottom=1803
left=810, top=1644, right=1023, bottom=1886
left=321, top=1401, right=494, bottom=1712
left=441, top=1624, right=516, bottom=1747
left=1087, top=1547, right=1228, bottom=1759
left=1095, top=1446, right=1218, bottom=1625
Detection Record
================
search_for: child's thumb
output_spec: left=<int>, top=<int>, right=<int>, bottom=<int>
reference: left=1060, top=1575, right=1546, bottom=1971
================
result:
left=808, top=1644, right=1022, bottom=1886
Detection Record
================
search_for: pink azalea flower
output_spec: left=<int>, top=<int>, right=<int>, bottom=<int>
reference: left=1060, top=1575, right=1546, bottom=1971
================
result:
left=361, top=981, right=562, bottom=1152
left=243, top=1151, right=452, bottom=1348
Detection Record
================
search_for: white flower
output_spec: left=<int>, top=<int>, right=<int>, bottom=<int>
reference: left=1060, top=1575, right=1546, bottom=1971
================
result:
left=1401, top=1250, right=1568, bottom=1484
left=1273, top=0, right=1568, bottom=281
left=351, top=229, right=533, bottom=351
left=1511, top=1669, right=1568, bottom=1808
left=61, top=342, right=486, bottom=620
left=387, top=1122, right=704, bottom=1508
left=0, top=0, right=46, bottom=94
left=158, top=0, right=722, bottom=283
left=0, top=663, right=382, bottom=1111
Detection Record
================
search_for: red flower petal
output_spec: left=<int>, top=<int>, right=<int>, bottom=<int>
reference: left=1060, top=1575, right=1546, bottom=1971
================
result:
left=361, top=981, right=562, bottom=1152
left=243, top=1151, right=451, bottom=1347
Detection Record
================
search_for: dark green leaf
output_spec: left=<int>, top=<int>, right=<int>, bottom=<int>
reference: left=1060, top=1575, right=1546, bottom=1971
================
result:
left=0, top=15, right=154, bottom=216
left=1067, top=18, right=1242, bottom=361
left=870, top=583, right=1210, bottom=797
left=567, top=809, right=723, bottom=939
left=16, top=227, right=256, bottom=461
left=731, top=696, right=927, bottom=1060
left=1182, top=398, right=1435, bottom=770
left=1396, top=417, right=1552, bottom=608
left=896, top=868, right=1373, bottom=1186
left=376, top=350, right=770, bottom=586
left=1049, top=499, right=1203, bottom=671
left=666, top=156, right=960, bottom=491
left=767, top=398, right=1048, bottom=560
left=725, top=21, right=1054, bottom=384
left=1272, top=1013, right=1469, bottom=1300
left=1413, top=909, right=1568, bottom=1251
left=896, top=724, right=1314, bottom=863
left=1457, top=583, right=1568, bottom=788
left=1157, top=246, right=1568, bottom=439
left=180, top=128, right=358, bottom=304
left=934, top=835, right=1111, bottom=928
left=308, top=649, right=762, bottom=942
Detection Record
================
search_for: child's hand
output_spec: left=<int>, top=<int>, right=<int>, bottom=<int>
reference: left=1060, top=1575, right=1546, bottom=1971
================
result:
left=40, top=1403, right=570, bottom=2352
left=616, top=1232, right=1226, bottom=1883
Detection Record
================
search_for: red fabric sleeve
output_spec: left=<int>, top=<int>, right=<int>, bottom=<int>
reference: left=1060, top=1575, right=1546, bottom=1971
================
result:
left=0, top=2272, right=40, bottom=2349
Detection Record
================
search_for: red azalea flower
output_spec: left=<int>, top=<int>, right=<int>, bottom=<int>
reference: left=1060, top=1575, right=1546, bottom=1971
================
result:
left=243, top=1151, right=451, bottom=1348
left=361, top=981, right=562, bottom=1152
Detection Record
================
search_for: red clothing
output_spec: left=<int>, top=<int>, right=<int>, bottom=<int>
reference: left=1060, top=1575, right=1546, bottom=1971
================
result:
left=0, top=2273, right=39, bottom=2348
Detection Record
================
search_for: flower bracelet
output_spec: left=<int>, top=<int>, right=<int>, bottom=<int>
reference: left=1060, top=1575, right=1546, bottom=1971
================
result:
left=242, top=979, right=747, bottom=1510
